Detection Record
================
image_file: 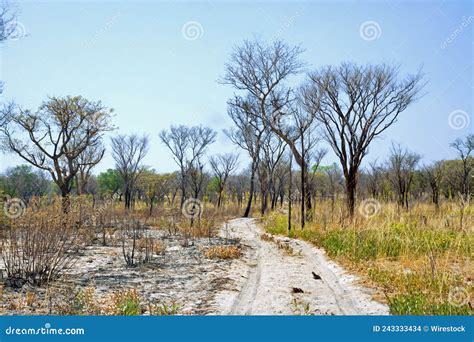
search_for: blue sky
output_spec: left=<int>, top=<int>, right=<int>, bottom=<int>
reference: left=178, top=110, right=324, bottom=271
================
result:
left=0, top=0, right=472, bottom=174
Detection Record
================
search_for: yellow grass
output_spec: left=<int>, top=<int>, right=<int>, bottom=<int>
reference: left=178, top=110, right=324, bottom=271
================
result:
left=262, top=200, right=473, bottom=315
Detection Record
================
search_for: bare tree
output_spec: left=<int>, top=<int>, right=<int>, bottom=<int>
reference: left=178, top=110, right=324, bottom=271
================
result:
left=306, top=145, right=328, bottom=217
left=222, top=39, right=324, bottom=227
left=0, top=102, right=14, bottom=132
left=75, top=142, right=105, bottom=195
left=0, top=1, right=18, bottom=42
left=366, top=160, right=383, bottom=199
left=273, top=158, right=290, bottom=208
left=325, top=164, right=343, bottom=217
left=450, top=134, right=474, bottom=201
left=111, top=134, right=149, bottom=209
left=259, top=133, right=286, bottom=214
left=386, top=143, right=421, bottom=210
left=0, top=1, right=20, bottom=106
left=302, top=63, right=424, bottom=217
left=1, top=96, right=114, bottom=210
left=224, top=95, right=266, bottom=217
left=209, top=153, right=239, bottom=208
left=227, top=173, right=248, bottom=207
left=187, top=156, right=207, bottom=200
left=159, top=125, right=216, bottom=208
left=422, top=161, right=445, bottom=209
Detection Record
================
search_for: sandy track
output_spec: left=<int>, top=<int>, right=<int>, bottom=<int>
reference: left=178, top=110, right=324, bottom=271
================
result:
left=214, top=218, right=389, bottom=315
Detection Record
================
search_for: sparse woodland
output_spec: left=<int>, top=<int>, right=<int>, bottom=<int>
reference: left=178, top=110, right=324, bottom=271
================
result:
left=0, top=3, right=472, bottom=316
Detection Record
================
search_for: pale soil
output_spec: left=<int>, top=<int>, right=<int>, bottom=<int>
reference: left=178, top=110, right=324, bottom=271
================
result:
left=0, top=218, right=388, bottom=315
left=212, top=218, right=389, bottom=315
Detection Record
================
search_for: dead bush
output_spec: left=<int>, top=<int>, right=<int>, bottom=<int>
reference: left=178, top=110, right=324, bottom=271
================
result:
left=0, top=209, right=82, bottom=287
left=121, top=219, right=155, bottom=266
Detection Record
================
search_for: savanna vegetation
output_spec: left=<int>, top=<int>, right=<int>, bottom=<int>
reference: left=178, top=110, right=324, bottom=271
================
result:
left=0, top=1, right=471, bottom=316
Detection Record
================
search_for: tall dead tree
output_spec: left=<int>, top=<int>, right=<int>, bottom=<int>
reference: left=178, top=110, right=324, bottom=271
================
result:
left=306, top=144, right=328, bottom=218
left=366, top=160, right=383, bottom=199
left=260, top=132, right=286, bottom=214
left=0, top=1, right=18, bottom=42
left=159, top=125, right=216, bottom=208
left=75, top=142, right=105, bottom=195
left=302, top=63, right=424, bottom=217
left=225, top=95, right=266, bottom=217
left=222, top=39, right=322, bottom=227
left=386, top=143, right=421, bottom=210
left=422, top=161, right=445, bottom=209
left=1, top=96, right=114, bottom=211
left=111, top=134, right=149, bottom=209
left=450, top=134, right=474, bottom=201
left=0, top=1, right=21, bottom=127
left=274, top=158, right=290, bottom=208
left=209, top=153, right=239, bottom=208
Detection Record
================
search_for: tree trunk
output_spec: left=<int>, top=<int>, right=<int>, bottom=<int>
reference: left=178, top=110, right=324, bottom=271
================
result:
left=244, top=162, right=257, bottom=217
left=217, top=190, right=223, bottom=208
left=432, top=187, right=439, bottom=209
left=149, top=198, right=154, bottom=216
left=305, top=186, right=312, bottom=222
left=345, top=172, right=357, bottom=218
left=260, top=190, right=268, bottom=215
left=288, top=153, right=293, bottom=232
left=300, top=161, right=305, bottom=228
left=61, top=191, right=70, bottom=214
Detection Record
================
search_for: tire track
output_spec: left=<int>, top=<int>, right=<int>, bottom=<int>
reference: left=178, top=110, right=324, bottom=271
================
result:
left=223, top=218, right=389, bottom=315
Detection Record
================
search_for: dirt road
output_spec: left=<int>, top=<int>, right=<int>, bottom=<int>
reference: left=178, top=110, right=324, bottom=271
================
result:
left=213, top=218, right=389, bottom=315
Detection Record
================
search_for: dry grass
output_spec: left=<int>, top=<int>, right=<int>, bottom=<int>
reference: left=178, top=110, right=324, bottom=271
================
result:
left=263, top=199, right=473, bottom=315
left=205, top=245, right=241, bottom=259
left=260, top=233, right=296, bottom=255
